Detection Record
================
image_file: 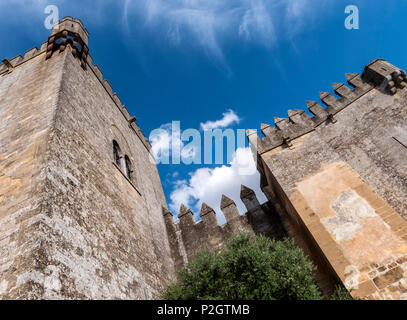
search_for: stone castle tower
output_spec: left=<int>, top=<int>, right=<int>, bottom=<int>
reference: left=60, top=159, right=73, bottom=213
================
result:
left=247, top=59, right=407, bottom=299
left=1, top=17, right=407, bottom=300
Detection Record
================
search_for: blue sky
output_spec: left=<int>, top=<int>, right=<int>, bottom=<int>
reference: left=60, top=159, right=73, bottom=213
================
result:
left=2, top=0, right=407, bottom=219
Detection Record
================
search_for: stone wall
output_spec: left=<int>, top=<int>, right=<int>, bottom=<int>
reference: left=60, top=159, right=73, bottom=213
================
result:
left=164, top=185, right=287, bottom=272
left=0, top=48, right=67, bottom=299
left=0, top=17, right=174, bottom=299
left=250, top=59, right=407, bottom=299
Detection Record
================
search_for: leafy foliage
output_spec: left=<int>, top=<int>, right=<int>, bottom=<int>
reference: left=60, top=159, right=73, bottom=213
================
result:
left=330, top=284, right=353, bottom=300
left=163, top=233, right=323, bottom=300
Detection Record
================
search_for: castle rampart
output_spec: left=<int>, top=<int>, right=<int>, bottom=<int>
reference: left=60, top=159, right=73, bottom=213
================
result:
left=163, top=185, right=287, bottom=273
left=248, top=59, right=407, bottom=299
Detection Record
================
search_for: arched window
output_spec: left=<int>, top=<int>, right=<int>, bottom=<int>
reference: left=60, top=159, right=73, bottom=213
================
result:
left=113, top=140, right=121, bottom=167
left=124, top=155, right=132, bottom=180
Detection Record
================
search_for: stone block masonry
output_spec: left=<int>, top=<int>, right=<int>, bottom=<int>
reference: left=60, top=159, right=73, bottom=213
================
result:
left=249, top=59, right=407, bottom=299
left=0, top=17, right=174, bottom=299
left=163, top=185, right=287, bottom=272
left=2, top=16, right=407, bottom=301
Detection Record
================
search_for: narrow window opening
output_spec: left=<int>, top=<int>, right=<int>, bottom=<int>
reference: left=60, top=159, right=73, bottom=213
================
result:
left=113, top=140, right=121, bottom=168
left=125, top=155, right=132, bottom=180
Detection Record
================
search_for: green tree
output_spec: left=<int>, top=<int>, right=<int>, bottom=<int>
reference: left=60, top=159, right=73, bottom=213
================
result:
left=163, top=233, right=323, bottom=300
left=330, top=285, right=353, bottom=300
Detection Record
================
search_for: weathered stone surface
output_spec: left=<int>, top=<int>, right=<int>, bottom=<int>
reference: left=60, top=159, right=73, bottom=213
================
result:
left=0, top=47, right=67, bottom=299
left=0, top=18, right=174, bottom=299
left=253, top=59, right=407, bottom=299
left=373, top=267, right=404, bottom=290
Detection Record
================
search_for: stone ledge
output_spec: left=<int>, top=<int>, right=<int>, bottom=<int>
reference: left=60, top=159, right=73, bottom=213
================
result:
left=112, top=162, right=141, bottom=197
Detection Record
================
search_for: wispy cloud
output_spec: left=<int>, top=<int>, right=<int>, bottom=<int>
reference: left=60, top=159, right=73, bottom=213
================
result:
left=122, top=0, right=326, bottom=60
left=239, top=0, right=276, bottom=46
left=284, top=0, right=314, bottom=38
left=3, top=0, right=330, bottom=60
left=200, top=109, right=241, bottom=131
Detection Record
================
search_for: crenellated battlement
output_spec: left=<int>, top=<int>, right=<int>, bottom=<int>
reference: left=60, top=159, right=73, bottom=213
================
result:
left=199, top=202, right=218, bottom=225
left=163, top=185, right=286, bottom=270
left=0, top=17, right=152, bottom=152
left=50, top=16, right=90, bottom=45
left=247, top=59, right=406, bottom=155
left=45, top=17, right=89, bottom=68
left=171, top=186, right=256, bottom=228
left=0, top=42, right=48, bottom=75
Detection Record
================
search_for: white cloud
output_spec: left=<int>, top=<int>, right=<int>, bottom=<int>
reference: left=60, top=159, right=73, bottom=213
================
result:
left=170, top=179, right=196, bottom=211
left=149, top=123, right=173, bottom=160
left=150, top=110, right=240, bottom=162
left=200, top=109, right=241, bottom=131
left=169, top=147, right=267, bottom=223
left=150, top=122, right=199, bottom=162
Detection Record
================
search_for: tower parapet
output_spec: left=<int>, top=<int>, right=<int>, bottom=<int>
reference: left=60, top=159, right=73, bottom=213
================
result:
left=46, top=17, right=89, bottom=68
left=51, top=17, right=89, bottom=45
left=0, top=16, right=152, bottom=152
left=362, top=59, right=407, bottom=94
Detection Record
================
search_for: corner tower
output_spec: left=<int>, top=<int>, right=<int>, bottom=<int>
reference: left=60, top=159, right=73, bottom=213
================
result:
left=248, top=59, right=407, bottom=299
left=0, top=17, right=174, bottom=299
